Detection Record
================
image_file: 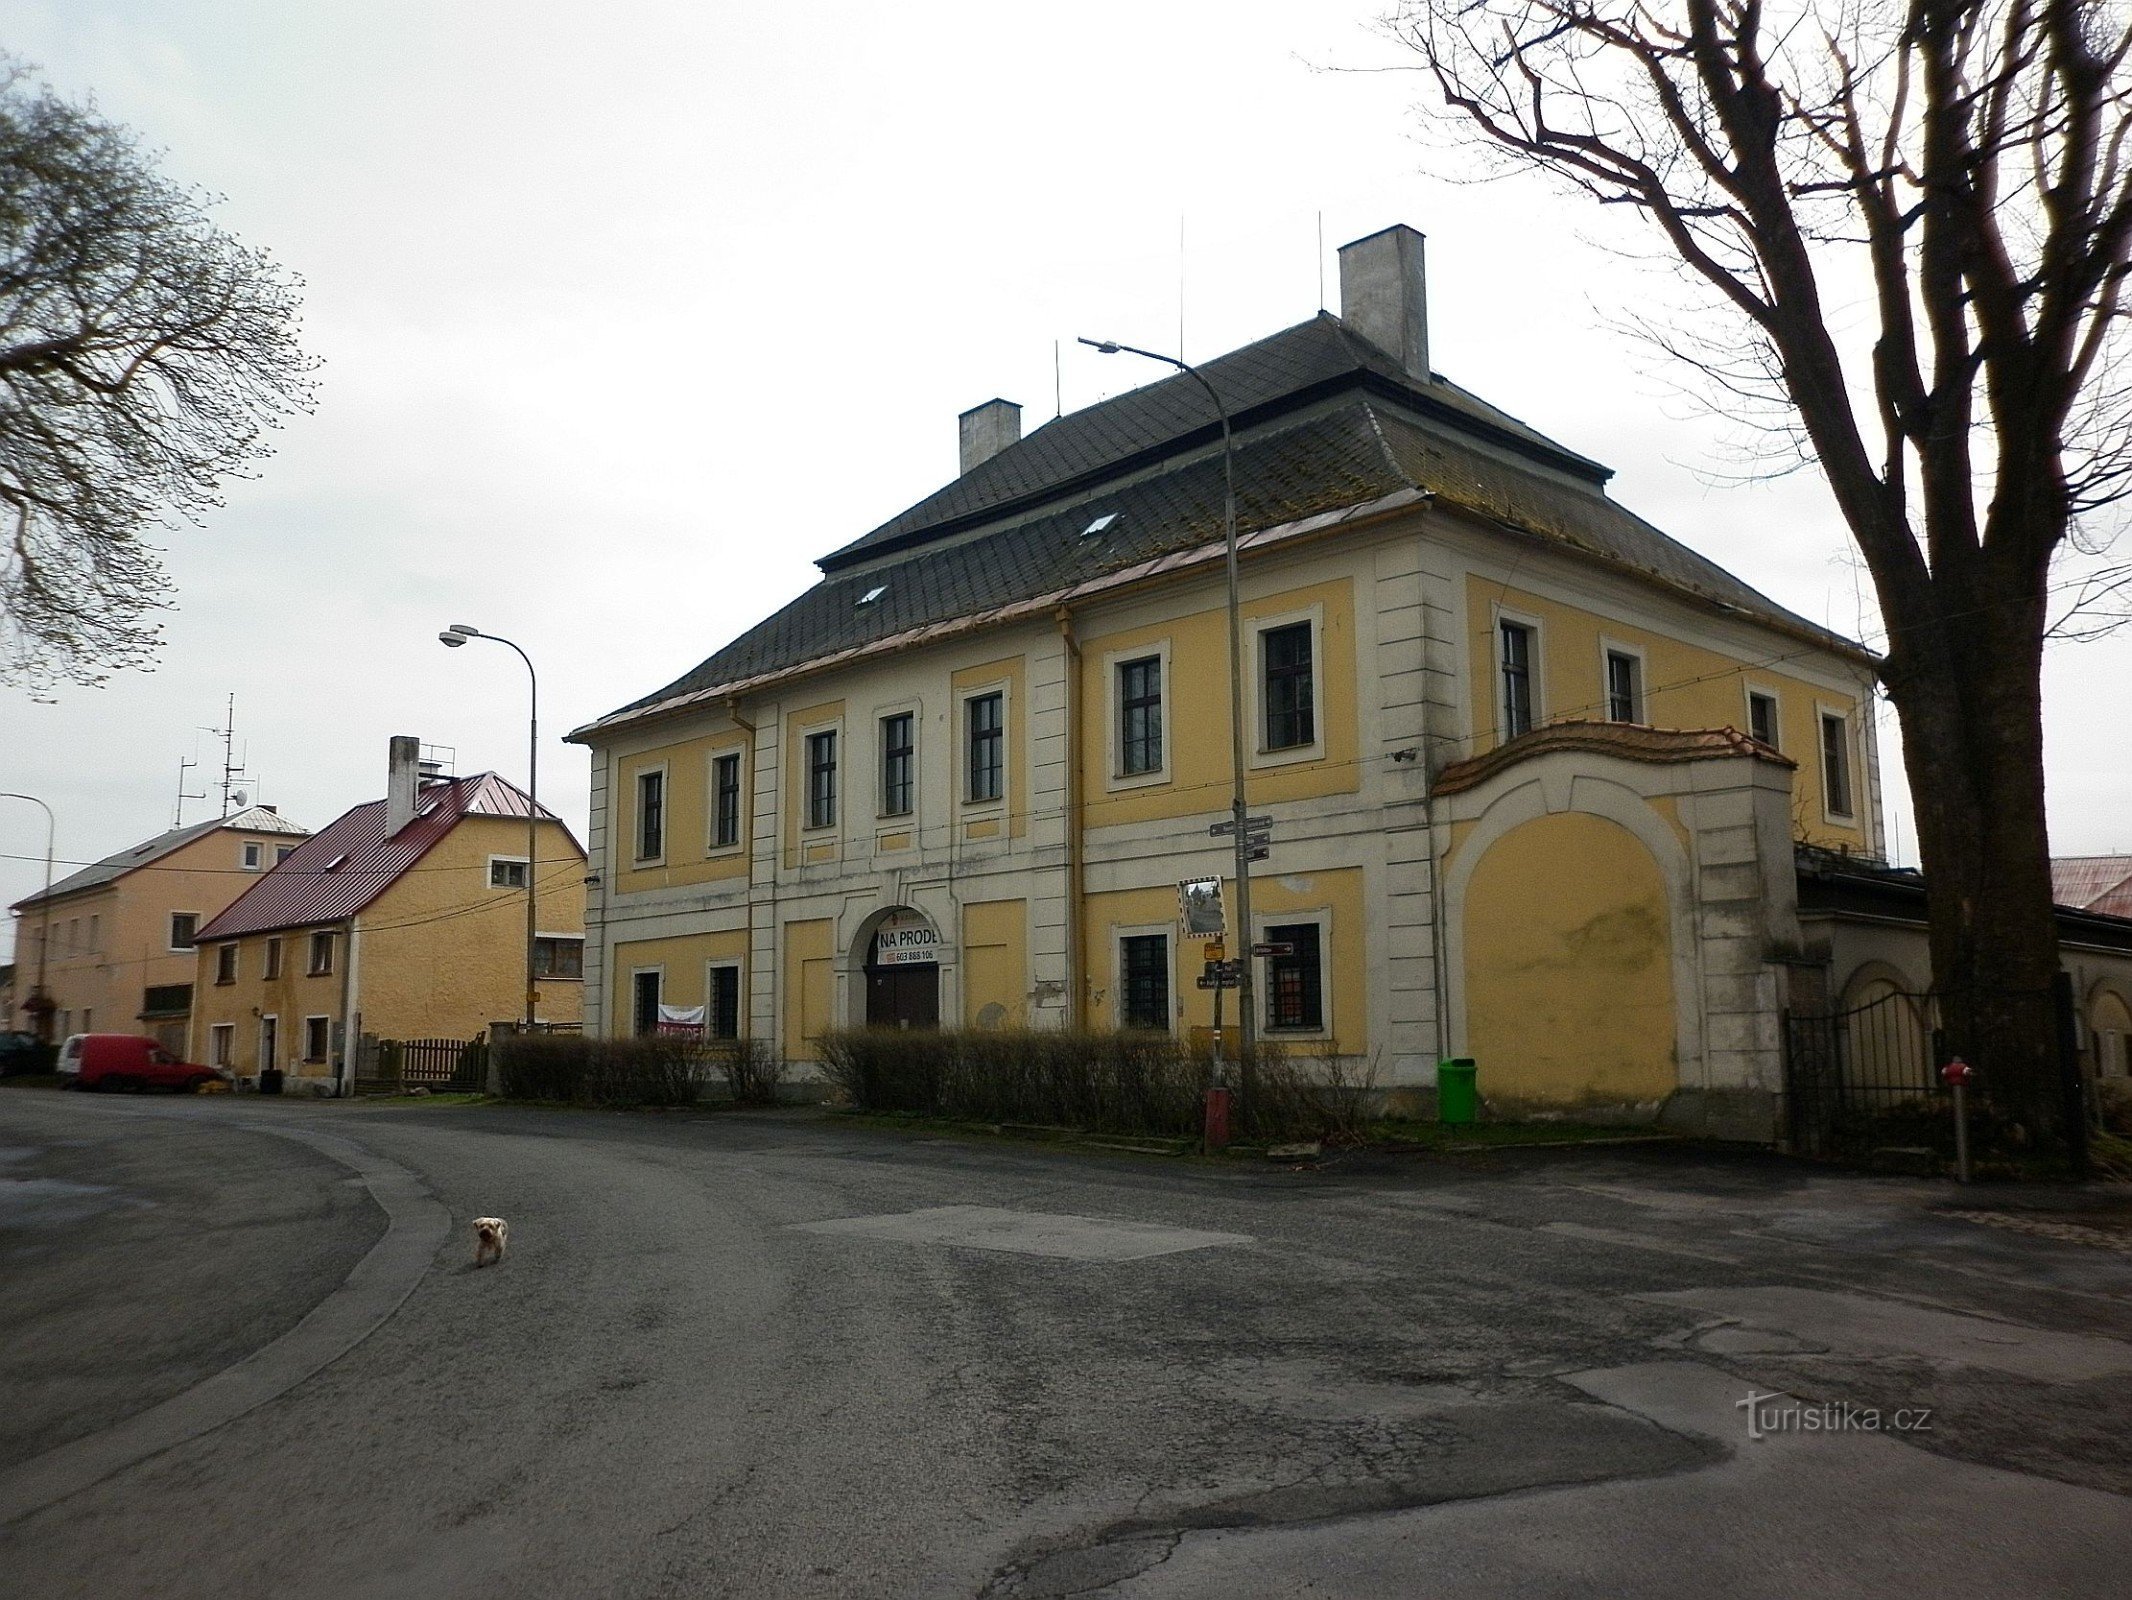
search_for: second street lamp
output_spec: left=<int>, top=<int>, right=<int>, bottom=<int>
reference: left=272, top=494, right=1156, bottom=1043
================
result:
left=1078, top=337, right=1257, bottom=1070
left=439, top=624, right=540, bottom=1029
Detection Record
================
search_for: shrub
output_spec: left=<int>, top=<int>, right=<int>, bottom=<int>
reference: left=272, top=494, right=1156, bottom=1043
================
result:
left=716, top=1037, right=787, bottom=1106
left=494, top=1034, right=706, bottom=1108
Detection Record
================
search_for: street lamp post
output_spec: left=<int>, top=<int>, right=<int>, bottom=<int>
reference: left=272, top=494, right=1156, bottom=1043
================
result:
left=0, top=793, right=55, bottom=1044
left=1078, top=338, right=1256, bottom=1073
left=439, top=625, right=540, bottom=1029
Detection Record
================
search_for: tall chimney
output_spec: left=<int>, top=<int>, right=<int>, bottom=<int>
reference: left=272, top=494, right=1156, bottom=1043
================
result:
left=385, top=735, right=421, bottom=835
left=958, top=398, right=1022, bottom=475
left=1338, top=225, right=1430, bottom=384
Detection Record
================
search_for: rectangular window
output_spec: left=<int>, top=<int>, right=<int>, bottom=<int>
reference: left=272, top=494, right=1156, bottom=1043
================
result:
left=879, top=713, right=914, bottom=817
left=712, top=751, right=743, bottom=846
left=308, top=931, right=335, bottom=976
left=88, top=914, right=99, bottom=952
left=632, top=970, right=662, bottom=1038
left=1261, top=622, right=1315, bottom=751
left=636, top=769, right=665, bottom=861
left=264, top=937, right=283, bottom=980
left=215, top=944, right=238, bottom=984
left=806, top=729, right=839, bottom=829
left=242, top=841, right=263, bottom=869
left=708, top=965, right=741, bottom=1041
left=210, top=1024, right=234, bottom=1068
left=489, top=857, right=528, bottom=889
left=1605, top=649, right=1643, bottom=724
left=1120, top=934, right=1171, bottom=1031
left=142, top=983, right=191, bottom=1016
left=1500, top=620, right=1536, bottom=739
left=1748, top=691, right=1780, bottom=750
left=169, top=912, right=199, bottom=950
left=303, top=1015, right=330, bottom=1063
left=1265, top=923, right=1325, bottom=1033
left=276, top=844, right=296, bottom=864
left=967, top=692, right=1004, bottom=802
left=1821, top=712, right=1855, bottom=818
left=259, top=1015, right=278, bottom=1070
left=1118, top=656, right=1164, bottom=776
left=533, top=936, right=584, bottom=978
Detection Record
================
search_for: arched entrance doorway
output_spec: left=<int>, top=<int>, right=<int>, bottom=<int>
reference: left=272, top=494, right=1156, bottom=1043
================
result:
left=862, top=907, right=940, bottom=1029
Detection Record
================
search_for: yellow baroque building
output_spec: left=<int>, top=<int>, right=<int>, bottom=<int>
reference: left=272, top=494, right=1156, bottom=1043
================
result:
left=570, top=224, right=1937, bottom=1141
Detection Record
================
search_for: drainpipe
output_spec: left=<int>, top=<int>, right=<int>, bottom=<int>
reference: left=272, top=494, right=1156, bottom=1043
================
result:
left=1056, top=608, right=1084, bottom=1030
left=726, top=697, right=761, bottom=1046
left=338, top=916, right=359, bottom=1096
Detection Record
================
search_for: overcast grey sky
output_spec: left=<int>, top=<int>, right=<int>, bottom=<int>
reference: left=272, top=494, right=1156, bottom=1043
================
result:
left=3, top=0, right=2127, bottom=958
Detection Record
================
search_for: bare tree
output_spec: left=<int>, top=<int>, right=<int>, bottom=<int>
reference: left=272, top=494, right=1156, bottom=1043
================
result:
left=0, top=60, right=316, bottom=688
left=1390, top=0, right=2132, bottom=1137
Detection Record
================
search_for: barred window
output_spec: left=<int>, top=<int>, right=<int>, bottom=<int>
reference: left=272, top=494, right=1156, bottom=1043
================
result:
left=1265, top=923, right=1323, bottom=1032
left=1120, top=934, right=1170, bottom=1031
left=1261, top=623, right=1315, bottom=750
left=1118, top=656, right=1163, bottom=776
left=708, top=966, right=741, bottom=1041
left=713, top=752, right=743, bottom=847
left=1500, top=621, right=1535, bottom=739
left=967, top=692, right=1004, bottom=802
left=636, top=769, right=665, bottom=860
left=880, top=714, right=914, bottom=817
left=806, top=730, right=838, bottom=829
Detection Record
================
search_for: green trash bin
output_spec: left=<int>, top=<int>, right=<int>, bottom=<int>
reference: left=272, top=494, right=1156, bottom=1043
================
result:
left=1437, top=1057, right=1478, bottom=1126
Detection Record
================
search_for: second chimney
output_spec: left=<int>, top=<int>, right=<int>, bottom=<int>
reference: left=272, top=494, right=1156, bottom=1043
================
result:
left=958, top=398, right=1022, bottom=475
left=385, top=735, right=421, bottom=835
left=1338, top=225, right=1430, bottom=384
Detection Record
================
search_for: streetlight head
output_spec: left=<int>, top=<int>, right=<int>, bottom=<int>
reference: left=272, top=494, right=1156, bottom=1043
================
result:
left=446, top=622, right=480, bottom=638
left=438, top=630, right=466, bottom=648
left=1078, top=337, right=1122, bottom=355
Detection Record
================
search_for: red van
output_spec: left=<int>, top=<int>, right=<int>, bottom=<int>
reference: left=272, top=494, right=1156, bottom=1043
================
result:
left=57, top=1034, right=224, bottom=1093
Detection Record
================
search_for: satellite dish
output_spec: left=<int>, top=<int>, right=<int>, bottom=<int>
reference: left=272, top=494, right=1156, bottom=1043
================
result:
left=232, top=789, right=250, bottom=807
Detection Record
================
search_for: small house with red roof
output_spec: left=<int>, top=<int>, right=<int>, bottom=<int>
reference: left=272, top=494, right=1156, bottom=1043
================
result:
left=190, top=738, right=585, bottom=1089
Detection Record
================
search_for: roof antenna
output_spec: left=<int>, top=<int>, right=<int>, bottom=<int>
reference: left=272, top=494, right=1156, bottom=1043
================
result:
left=173, top=753, right=205, bottom=828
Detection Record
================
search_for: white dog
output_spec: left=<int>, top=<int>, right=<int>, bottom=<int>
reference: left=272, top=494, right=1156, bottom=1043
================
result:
left=472, top=1216, right=508, bottom=1267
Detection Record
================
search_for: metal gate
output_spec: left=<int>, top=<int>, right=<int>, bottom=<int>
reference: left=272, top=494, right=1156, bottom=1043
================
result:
left=1782, top=990, right=1941, bottom=1158
left=357, top=1036, right=487, bottom=1095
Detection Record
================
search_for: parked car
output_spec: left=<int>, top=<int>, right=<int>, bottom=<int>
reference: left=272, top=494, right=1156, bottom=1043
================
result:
left=0, top=1030, right=53, bottom=1076
left=56, top=1034, right=225, bottom=1093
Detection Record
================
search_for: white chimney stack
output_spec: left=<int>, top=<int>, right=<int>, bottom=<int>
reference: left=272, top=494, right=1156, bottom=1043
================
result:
left=1338, top=225, right=1430, bottom=384
left=958, top=398, right=1022, bottom=475
left=385, top=735, right=421, bottom=835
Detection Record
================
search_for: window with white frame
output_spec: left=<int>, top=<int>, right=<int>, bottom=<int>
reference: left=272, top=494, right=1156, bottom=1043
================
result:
left=635, top=768, right=665, bottom=861
left=879, top=714, right=914, bottom=817
left=1820, top=710, right=1855, bottom=818
left=1260, top=622, right=1315, bottom=751
left=169, top=912, right=199, bottom=950
left=276, top=844, right=296, bottom=864
left=707, top=964, right=742, bottom=1040
left=308, top=930, right=335, bottom=976
left=242, top=840, right=263, bottom=869
left=303, top=1015, right=330, bottom=1063
left=806, top=729, right=839, bottom=829
left=1117, top=655, right=1164, bottom=776
left=259, top=1014, right=278, bottom=1070
left=534, top=936, right=584, bottom=978
left=210, top=1024, right=234, bottom=1068
left=632, top=970, right=662, bottom=1037
left=1500, top=620, right=1537, bottom=739
left=215, top=944, right=238, bottom=984
left=1119, top=933, right=1171, bottom=1030
left=1604, top=647, right=1644, bottom=724
left=1263, top=921, right=1326, bottom=1033
left=966, top=692, right=1004, bottom=802
left=1748, top=689, right=1781, bottom=750
left=265, top=937, right=283, bottom=979
left=712, top=751, right=744, bottom=846
left=489, top=856, right=528, bottom=889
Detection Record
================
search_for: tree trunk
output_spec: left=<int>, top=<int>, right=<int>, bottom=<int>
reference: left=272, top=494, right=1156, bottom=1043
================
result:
left=1882, top=567, right=2065, bottom=1140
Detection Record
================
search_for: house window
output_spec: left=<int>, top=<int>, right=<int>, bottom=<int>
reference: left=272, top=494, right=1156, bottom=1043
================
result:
left=1821, top=711, right=1855, bottom=818
left=1500, top=620, right=1536, bottom=739
left=242, top=841, right=263, bottom=869
left=534, top=936, right=584, bottom=979
left=169, top=912, right=199, bottom=950
left=308, top=931, right=335, bottom=976
left=713, top=751, right=743, bottom=846
left=489, top=857, right=528, bottom=889
left=1261, top=622, right=1315, bottom=751
left=879, top=714, right=914, bottom=817
left=259, top=1015, right=278, bottom=1070
left=303, top=1015, right=330, bottom=1063
left=276, top=844, right=296, bottom=864
left=1605, top=649, right=1644, bottom=724
left=88, top=914, right=99, bottom=952
left=1265, top=923, right=1325, bottom=1033
left=215, top=944, right=238, bottom=984
left=708, top=965, right=742, bottom=1041
left=142, top=983, right=191, bottom=1017
left=1120, top=934, right=1171, bottom=1031
left=632, top=970, right=662, bottom=1037
left=264, top=937, right=283, bottom=980
left=210, top=1024, right=234, bottom=1068
left=1118, top=656, right=1164, bottom=776
left=636, top=769, right=665, bottom=861
left=1748, top=690, right=1780, bottom=750
left=806, top=729, right=839, bottom=829
left=967, top=692, right=1004, bottom=802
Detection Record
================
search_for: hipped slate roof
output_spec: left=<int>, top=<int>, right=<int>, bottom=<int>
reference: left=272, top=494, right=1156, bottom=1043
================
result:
left=576, top=313, right=1870, bottom=741
left=12, top=806, right=311, bottom=912
left=195, top=774, right=568, bottom=941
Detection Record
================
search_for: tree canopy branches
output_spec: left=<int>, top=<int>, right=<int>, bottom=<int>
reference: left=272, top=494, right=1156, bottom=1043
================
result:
left=0, top=60, right=317, bottom=688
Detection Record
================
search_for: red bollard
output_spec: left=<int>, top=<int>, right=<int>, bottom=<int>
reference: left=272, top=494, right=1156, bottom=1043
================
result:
left=1203, top=1086, right=1233, bottom=1152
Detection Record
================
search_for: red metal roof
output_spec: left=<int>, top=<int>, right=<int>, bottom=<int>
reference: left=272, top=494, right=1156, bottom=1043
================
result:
left=195, top=773, right=572, bottom=941
left=2053, top=856, right=2132, bottom=918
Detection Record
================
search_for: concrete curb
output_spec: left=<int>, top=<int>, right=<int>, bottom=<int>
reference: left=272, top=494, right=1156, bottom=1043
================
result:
left=0, top=1117, right=449, bottom=1526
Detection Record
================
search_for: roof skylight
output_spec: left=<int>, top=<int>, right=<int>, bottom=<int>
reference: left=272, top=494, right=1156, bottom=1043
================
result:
left=857, top=585, right=887, bottom=607
left=323, top=853, right=348, bottom=871
left=1082, top=513, right=1117, bottom=536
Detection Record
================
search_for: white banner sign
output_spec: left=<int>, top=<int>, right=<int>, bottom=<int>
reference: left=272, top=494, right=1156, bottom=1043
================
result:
left=874, top=913, right=941, bottom=967
left=656, top=1003, right=705, bottom=1036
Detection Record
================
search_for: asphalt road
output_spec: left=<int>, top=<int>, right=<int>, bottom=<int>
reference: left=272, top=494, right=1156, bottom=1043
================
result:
left=1, top=1088, right=2129, bottom=1598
